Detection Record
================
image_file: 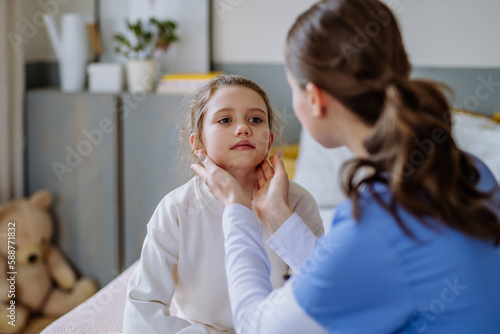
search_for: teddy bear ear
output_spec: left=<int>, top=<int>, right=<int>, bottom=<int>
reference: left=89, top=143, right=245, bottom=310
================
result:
left=29, top=190, right=52, bottom=209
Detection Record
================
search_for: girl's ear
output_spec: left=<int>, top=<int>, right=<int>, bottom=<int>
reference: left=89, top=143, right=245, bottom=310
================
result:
left=267, top=132, right=274, bottom=152
left=305, top=82, right=327, bottom=118
left=190, top=133, right=202, bottom=151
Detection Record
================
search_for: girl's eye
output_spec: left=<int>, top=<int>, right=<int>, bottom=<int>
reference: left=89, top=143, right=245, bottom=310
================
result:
left=249, top=117, right=263, bottom=124
left=218, top=118, right=231, bottom=124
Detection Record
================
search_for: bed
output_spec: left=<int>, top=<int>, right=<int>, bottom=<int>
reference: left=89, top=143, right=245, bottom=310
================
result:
left=41, top=110, right=500, bottom=334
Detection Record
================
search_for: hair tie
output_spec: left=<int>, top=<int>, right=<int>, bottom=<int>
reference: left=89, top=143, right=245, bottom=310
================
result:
left=383, top=76, right=411, bottom=93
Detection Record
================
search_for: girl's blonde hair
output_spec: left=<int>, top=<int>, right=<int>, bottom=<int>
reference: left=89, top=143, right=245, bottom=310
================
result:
left=180, top=74, right=282, bottom=164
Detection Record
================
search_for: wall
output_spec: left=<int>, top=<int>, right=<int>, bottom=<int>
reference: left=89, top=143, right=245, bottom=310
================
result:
left=394, top=0, right=500, bottom=68
left=212, top=0, right=317, bottom=63
left=22, top=0, right=95, bottom=63
left=212, top=0, right=500, bottom=68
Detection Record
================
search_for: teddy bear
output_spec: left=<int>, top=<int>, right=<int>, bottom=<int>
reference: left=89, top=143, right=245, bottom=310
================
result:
left=0, top=190, right=98, bottom=333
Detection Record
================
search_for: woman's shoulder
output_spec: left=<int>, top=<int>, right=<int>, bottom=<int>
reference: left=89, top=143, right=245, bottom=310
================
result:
left=468, top=153, right=500, bottom=193
left=331, top=184, right=405, bottom=234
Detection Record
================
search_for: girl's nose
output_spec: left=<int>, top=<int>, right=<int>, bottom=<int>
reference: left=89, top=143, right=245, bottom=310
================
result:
left=235, top=123, right=251, bottom=136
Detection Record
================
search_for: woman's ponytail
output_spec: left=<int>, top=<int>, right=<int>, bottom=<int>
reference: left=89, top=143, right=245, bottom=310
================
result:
left=344, top=79, right=500, bottom=243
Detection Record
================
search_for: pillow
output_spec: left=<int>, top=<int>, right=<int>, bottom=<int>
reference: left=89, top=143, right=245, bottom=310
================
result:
left=451, top=111, right=500, bottom=182
left=270, top=144, right=300, bottom=179
left=293, top=130, right=353, bottom=232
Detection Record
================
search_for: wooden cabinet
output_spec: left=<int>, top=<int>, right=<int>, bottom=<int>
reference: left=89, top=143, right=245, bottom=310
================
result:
left=26, top=89, right=189, bottom=286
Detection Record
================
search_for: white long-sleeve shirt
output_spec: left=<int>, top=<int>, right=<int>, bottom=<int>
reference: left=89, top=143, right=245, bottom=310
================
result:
left=222, top=204, right=326, bottom=334
left=123, top=176, right=323, bottom=334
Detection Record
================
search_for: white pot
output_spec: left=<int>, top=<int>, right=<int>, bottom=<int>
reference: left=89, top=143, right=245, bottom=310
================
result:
left=126, top=59, right=157, bottom=93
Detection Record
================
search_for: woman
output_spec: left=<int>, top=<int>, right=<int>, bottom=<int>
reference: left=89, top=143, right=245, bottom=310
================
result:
left=192, top=0, right=500, bottom=333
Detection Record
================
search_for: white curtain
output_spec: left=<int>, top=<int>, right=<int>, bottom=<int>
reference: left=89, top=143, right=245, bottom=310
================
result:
left=0, top=0, right=24, bottom=202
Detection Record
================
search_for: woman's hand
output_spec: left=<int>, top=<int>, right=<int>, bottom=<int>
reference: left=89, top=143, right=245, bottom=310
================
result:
left=253, top=153, right=294, bottom=234
left=191, top=153, right=252, bottom=209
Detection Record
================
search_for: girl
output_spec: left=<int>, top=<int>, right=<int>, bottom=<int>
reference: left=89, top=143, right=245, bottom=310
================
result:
left=122, top=75, right=324, bottom=333
left=193, top=0, right=500, bottom=333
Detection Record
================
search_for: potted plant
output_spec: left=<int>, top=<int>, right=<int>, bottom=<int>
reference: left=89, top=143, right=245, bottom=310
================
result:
left=113, top=18, right=179, bottom=93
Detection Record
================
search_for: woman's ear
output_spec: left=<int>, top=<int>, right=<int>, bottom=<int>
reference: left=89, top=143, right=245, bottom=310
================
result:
left=305, top=82, right=327, bottom=118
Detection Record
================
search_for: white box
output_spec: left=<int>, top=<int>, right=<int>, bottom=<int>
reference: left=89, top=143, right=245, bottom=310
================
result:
left=87, top=63, right=123, bottom=93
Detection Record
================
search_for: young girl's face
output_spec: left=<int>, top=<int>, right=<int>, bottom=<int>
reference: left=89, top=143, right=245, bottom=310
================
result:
left=192, top=86, right=274, bottom=172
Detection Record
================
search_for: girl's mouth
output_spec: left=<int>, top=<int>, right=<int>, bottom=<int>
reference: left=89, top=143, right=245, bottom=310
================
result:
left=231, top=141, right=255, bottom=150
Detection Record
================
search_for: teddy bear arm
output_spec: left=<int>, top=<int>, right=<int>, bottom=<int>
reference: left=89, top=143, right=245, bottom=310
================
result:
left=46, top=245, right=76, bottom=290
left=0, top=301, right=30, bottom=333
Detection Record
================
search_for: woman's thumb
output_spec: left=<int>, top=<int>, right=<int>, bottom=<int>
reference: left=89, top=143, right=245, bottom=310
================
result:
left=271, top=151, right=287, bottom=175
left=198, top=153, right=216, bottom=171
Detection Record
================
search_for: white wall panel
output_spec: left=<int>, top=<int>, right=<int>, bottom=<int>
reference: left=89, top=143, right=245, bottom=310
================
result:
left=213, top=0, right=500, bottom=67
left=382, top=0, right=500, bottom=68
left=212, top=0, right=317, bottom=63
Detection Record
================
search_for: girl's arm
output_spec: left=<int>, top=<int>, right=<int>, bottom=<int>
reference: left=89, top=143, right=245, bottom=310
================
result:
left=123, top=202, right=196, bottom=333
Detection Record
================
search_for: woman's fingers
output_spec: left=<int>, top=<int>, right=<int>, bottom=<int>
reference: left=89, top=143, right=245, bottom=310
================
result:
left=270, top=153, right=288, bottom=178
left=252, top=152, right=293, bottom=234
left=196, top=154, right=232, bottom=189
left=260, top=157, right=274, bottom=180
left=197, top=153, right=213, bottom=170
left=190, top=163, right=207, bottom=181
left=253, top=179, right=260, bottom=197
left=256, top=165, right=267, bottom=189
left=191, top=153, right=215, bottom=183
left=192, top=153, right=251, bottom=208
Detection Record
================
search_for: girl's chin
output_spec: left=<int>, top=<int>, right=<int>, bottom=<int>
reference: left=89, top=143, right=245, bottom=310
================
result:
left=219, top=161, right=263, bottom=173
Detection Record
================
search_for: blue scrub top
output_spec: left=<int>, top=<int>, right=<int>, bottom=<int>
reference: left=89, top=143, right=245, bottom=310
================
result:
left=293, top=156, right=500, bottom=334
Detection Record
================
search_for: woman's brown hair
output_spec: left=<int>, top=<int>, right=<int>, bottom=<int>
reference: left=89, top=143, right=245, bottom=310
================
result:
left=286, top=0, right=500, bottom=242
